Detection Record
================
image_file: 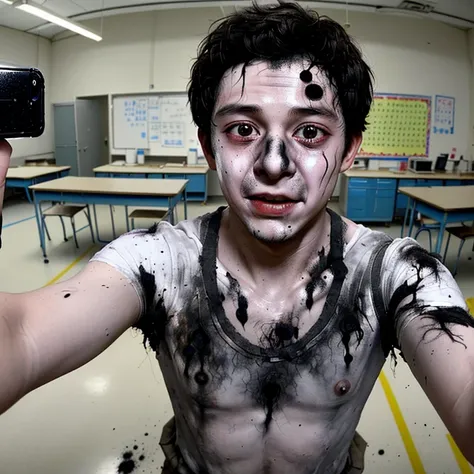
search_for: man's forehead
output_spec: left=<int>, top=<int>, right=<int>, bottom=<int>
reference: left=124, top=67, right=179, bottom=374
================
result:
left=217, top=60, right=336, bottom=107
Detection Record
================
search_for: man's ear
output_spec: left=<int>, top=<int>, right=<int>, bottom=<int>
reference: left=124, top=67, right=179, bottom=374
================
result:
left=198, top=129, right=216, bottom=171
left=340, top=134, right=363, bottom=173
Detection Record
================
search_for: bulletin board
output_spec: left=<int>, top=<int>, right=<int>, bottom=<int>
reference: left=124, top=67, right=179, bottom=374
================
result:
left=359, top=93, right=431, bottom=157
left=112, top=93, right=196, bottom=157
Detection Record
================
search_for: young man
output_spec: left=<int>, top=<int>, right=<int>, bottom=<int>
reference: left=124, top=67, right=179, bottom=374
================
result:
left=0, top=3, right=473, bottom=474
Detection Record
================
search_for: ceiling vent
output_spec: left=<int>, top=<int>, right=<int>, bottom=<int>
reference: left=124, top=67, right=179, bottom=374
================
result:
left=397, top=1, right=436, bottom=14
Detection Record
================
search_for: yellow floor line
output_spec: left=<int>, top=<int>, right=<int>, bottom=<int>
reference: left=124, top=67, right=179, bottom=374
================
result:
left=447, top=434, right=472, bottom=473
left=379, top=370, right=426, bottom=474
left=44, top=244, right=96, bottom=287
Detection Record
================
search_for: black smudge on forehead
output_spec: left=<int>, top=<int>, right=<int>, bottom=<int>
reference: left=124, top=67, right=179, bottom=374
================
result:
left=305, top=84, right=324, bottom=101
left=299, top=70, right=313, bottom=83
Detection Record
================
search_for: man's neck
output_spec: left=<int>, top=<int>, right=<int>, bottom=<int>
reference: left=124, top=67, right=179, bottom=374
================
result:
left=218, top=207, right=333, bottom=292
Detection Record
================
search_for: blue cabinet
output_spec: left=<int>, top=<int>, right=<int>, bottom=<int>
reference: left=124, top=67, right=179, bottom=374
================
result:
left=346, top=178, right=396, bottom=222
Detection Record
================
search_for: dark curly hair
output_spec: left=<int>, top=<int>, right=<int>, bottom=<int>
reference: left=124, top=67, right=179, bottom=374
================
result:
left=188, top=1, right=374, bottom=153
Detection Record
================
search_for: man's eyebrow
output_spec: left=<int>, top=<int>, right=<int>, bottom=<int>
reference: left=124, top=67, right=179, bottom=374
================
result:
left=289, top=106, right=339, bottom=122
left=214, top=104, right=262, bottom=118
left=214, top=103, right=340, bottom=122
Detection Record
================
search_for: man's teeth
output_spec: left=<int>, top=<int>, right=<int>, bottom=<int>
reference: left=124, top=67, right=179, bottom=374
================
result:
left=260, top=197, right=290, bottom=202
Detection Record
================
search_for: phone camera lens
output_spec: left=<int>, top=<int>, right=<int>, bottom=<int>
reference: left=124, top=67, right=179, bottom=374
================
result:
left=31, top=78, right=39, bottom=102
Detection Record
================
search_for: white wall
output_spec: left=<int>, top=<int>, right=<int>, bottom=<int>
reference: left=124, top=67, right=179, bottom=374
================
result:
left=50, top=8, right=472, bottom=195
left=0, top=26, right=53, bottom=165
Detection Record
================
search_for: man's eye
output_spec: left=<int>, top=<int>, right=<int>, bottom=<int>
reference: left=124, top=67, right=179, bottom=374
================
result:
left=295, top=125, right=324, bottom=140
left=226, top=123, right=257, bottom=138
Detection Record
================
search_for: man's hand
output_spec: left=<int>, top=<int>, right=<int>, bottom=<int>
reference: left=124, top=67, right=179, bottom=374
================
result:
left=0, top=139, right=12, bottom=247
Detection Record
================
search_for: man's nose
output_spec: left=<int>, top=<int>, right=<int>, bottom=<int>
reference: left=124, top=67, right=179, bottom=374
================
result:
left=254, top=138, right=296, bottom=181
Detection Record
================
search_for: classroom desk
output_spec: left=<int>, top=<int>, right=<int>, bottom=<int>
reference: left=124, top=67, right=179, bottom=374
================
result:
left=399, top=186, right=474, bottom=255
left=29, top=176, right=188, bottom=263
left=6, top=166, right=71, bottom=203
left=93, top=164, right=209, bottom=203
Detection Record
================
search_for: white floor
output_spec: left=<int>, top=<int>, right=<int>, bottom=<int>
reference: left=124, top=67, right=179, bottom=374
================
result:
left=0, top=193, right=473, bottom=474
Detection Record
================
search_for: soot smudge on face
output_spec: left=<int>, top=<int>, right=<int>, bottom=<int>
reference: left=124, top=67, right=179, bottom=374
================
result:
left=305, top=84, right=324, bottom=101
left=299, top=70, right=313, bottom=83
left=279, top=141, right=290, bottom=172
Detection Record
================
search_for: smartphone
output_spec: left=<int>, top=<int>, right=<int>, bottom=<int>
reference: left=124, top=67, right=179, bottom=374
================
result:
left=0, top=67, right=45, bottom=139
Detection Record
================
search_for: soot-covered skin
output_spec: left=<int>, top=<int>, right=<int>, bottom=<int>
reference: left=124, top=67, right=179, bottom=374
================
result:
left=132, top=209, right=395, bottom=473
left=127, top=208, right=471, bottom=474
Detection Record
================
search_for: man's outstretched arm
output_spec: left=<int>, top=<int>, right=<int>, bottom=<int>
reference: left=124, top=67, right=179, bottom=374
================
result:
left=0, top=261, right=141, bottom=414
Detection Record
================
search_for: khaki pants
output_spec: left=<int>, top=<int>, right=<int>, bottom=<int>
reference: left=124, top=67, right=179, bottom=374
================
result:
left=159, top=418, right=366, bottom=474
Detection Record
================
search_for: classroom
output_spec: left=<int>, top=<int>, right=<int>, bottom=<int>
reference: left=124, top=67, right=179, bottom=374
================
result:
left=0, top=0, right=473, bottom=473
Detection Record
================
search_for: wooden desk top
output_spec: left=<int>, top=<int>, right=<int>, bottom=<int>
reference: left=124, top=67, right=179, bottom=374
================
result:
left=7, top=166, right=71, bottom=179
left=93, top=164, right=209, bottom=175
left=398, top=186, right=474, bottom=211
left=343, top=169, right=474, bottom=180
left=29, top=176, right=188, bottom=196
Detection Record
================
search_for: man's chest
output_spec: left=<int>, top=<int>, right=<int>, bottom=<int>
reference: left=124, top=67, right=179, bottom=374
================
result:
left=160, top=276, right=385, bottom=421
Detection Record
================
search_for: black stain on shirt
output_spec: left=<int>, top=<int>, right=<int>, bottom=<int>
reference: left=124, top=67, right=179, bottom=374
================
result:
left=226, top=272, right=249, bottom=329
left=305, top=247, right=328, bottom=310
left=134, top=265, right=168, bottom=353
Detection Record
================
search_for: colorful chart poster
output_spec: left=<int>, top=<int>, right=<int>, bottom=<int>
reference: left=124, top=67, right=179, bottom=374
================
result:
left=433, top=95, right=455, bottom=135
left=360, top=94, right=431, bottom=157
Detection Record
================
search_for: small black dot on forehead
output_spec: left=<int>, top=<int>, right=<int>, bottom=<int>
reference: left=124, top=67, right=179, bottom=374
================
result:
left=305, top=84, right=324, bottom=101
left=299, top=70, right=313, bottom=83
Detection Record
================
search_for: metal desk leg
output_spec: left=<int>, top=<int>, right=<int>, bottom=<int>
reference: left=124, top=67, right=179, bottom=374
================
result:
left=93, top=204, right=106, bottom=244
left=168, top=197, right=174, bottom=225
left=33, top=193, right=48, bottom=263
left=401, top=197, right=410, bottom=238
left=183, top=190, right=188, bottom=220
left=434, top=213, right=448, bottom=256
left=109, top=206, right=117, bottom=239
left=125, top=206, right=130, bottom=233
left=407, top=199, right=416, bottom=238
left=25, top=179, right=34, bottom=204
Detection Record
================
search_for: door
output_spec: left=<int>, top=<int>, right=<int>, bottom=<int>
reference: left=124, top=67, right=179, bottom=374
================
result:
left=53, top=103, right=78, bottom=175
left=75, top=98, right=103, bottom=177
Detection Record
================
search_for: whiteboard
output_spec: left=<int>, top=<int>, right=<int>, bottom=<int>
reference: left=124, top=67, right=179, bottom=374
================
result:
left=112, top=93, right=197, bottom=157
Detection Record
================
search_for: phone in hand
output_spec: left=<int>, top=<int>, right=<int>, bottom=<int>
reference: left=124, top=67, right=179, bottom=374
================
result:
left=0, top=66, right=45, bottom=139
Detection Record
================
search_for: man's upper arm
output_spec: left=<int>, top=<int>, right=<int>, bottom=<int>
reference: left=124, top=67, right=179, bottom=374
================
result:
left=382, top=238, right=474, bottom=459
left=17, top=260, right=141, bottom=392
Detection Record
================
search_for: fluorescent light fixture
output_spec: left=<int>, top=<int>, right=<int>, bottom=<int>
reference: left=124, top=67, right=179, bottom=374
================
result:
left=0, top=0, right=13, bottom=5
left=14, top=0, right=102, bottom=41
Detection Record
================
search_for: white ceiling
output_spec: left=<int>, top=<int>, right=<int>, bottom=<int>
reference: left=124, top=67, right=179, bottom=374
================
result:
left=0, top=0, right=472, bottom=40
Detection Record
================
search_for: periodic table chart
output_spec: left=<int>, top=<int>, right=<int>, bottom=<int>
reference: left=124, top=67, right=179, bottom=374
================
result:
left=360, top=94, right=431, bottom=157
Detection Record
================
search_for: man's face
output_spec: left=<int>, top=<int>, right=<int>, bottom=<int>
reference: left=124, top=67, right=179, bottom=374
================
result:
left=202, top=60, right=360, bottom=243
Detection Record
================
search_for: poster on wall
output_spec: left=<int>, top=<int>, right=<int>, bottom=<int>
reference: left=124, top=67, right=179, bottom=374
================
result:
left=360, top=93, right=431, bottom=157
left=433, top=95, right=455, bottom=135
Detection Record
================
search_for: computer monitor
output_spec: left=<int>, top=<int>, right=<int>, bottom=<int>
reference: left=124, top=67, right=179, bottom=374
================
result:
left=435, top=154, right=449, bottom=171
